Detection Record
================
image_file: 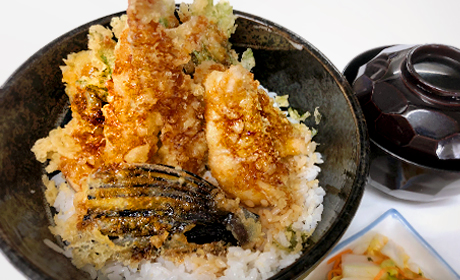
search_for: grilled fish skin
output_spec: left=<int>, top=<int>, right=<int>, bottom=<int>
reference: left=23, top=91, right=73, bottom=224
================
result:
left=78, top=163, right=260, bottom=261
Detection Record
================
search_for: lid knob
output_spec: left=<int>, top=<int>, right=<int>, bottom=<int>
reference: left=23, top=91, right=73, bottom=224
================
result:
left=402, top=44, right=460, bottom=105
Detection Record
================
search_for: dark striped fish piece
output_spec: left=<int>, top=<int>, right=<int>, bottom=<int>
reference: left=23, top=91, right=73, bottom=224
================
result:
left=79, top=164, right=258, bottom=252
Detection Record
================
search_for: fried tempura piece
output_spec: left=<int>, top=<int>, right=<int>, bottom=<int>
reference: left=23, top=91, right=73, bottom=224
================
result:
left=103, top=0, right=237, bottom=175
left=102, top=0, right=203, bottom=173
left=204, top=65, right=311, bottom=207
left=52, top=25, right=117, bottom=190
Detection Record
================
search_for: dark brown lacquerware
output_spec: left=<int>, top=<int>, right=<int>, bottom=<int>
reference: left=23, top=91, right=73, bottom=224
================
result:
left=0, top=10, right=369, bottom=280
left=345, top=44, right=460, bottom=201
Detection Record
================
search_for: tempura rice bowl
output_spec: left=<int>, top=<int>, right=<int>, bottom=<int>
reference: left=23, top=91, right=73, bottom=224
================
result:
left=0, top=9, right=369, bottom=280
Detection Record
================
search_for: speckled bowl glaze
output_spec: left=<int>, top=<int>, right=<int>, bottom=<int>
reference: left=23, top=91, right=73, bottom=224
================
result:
left=0, top=10, right=369, bottom=280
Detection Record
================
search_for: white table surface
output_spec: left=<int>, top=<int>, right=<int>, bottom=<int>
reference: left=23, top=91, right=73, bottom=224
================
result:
left=1, top=0, right=460, bottom=279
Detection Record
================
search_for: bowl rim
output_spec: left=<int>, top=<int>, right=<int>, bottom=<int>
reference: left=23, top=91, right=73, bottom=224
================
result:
left=0, top=8, right=370, bottom=280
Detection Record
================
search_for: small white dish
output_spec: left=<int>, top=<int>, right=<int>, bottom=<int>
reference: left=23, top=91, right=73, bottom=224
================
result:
left=305, top=208, right=460, bottom=280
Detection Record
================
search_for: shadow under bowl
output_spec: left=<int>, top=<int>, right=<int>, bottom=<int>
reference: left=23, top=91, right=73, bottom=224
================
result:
left=0, top=10, right=369, bottom=280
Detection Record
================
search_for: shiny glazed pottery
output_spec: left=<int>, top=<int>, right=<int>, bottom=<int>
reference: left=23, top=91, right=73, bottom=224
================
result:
left=0, top=10, right=369, bottom=280
left=344, top=44, right=460, bottom=201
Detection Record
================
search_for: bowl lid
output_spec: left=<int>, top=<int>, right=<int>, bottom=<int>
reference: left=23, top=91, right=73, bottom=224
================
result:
left=345, top=44, right=460, bottom=172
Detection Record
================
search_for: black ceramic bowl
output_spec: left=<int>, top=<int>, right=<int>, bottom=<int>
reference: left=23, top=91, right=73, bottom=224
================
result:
left=0, top=10, right=369, bottom=280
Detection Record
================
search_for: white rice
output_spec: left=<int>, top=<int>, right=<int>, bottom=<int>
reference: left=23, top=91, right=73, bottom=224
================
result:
left=86, top=247, right=301, bottom=280
left=50, top=158, right=324, bottom=279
